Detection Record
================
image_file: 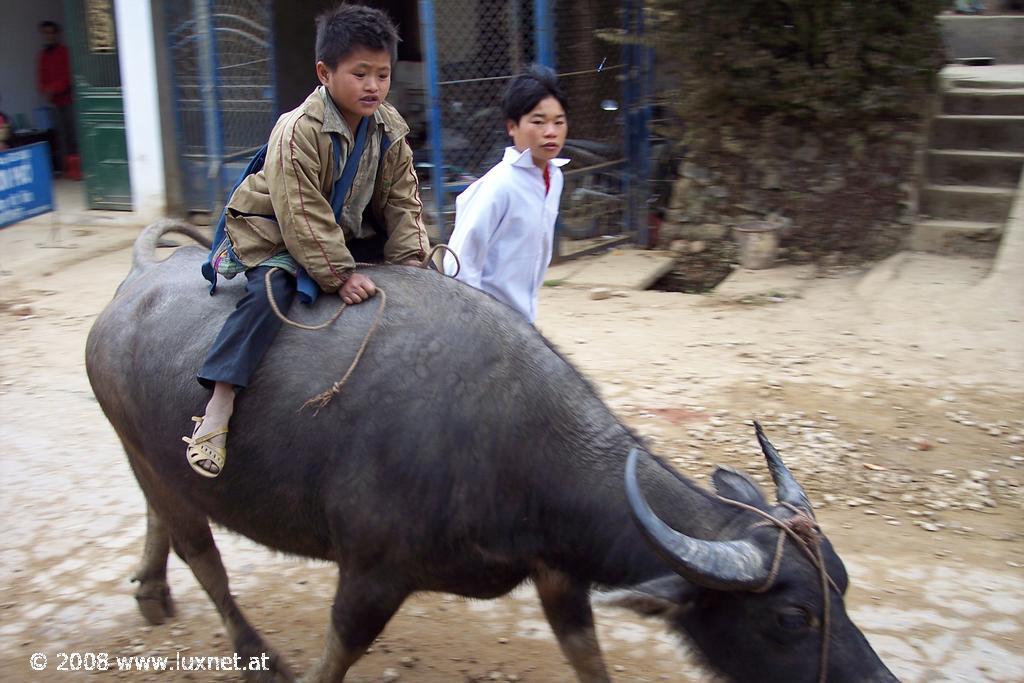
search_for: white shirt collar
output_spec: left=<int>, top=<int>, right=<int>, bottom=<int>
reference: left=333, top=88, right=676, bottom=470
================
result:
left=504, top=146, right=570, bottom=170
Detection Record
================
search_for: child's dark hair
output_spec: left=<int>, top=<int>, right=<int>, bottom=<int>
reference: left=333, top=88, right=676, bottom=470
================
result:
left=502, top=65, right=567, bottom=122
left=315, top=3, right=399, bottom=68
left=39, top=20, right=61, bottom=33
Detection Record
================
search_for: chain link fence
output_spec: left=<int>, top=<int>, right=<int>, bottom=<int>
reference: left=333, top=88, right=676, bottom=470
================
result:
left=437, top=1, right=533, bottom=177
left=422, top=0, right=651, bottom=255
left=417, top=0, right=536, bottom=237
left=165, top=0, right=276, bottom=212
left=553, top=0, right=632, bottom=252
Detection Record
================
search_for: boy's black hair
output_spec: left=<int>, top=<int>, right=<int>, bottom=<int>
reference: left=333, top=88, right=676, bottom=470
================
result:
left=39, top=21, right=61, bottom=33
left=315, top=3, right=399, bottom=68
left=502, top=64, right=568, bottom=122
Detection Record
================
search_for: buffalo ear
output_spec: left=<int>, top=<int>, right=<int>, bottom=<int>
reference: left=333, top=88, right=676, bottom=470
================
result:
left=712, top=466, right=769, bottom=508
left=593, top=576, right=696, bottom=618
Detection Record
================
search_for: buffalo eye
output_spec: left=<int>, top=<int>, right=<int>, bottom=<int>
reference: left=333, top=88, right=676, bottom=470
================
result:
left=776, top=606, right=814, bottom=630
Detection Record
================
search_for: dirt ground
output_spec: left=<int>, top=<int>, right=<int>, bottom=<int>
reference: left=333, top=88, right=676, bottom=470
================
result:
left=0, top=222, right=1022, bottom=682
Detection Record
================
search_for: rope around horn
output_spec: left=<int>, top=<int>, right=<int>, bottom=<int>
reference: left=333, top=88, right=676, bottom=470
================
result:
left=716, top=496, right=837, bottom=683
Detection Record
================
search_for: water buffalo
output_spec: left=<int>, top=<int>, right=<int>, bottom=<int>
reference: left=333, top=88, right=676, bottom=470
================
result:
left=85, top=220, right=898, bottom=682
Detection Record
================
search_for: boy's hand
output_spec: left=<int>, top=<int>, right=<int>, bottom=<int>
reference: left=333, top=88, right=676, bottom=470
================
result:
left=339, top=273, right=377, bottom=305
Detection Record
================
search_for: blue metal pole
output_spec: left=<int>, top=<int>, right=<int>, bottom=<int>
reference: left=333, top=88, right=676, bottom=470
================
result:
left=534, top=0, right=559, bottom=256
left=263, top=0, right=279, bottom=115
left=636, top=0, right=651, bottom=248
left=534, top=0, right=554, bottom=67
left=195, top=0, right=224, bottom=210
left=419, top=0, right=447, bottom=240
left=622, top=0, right=638, bottom=244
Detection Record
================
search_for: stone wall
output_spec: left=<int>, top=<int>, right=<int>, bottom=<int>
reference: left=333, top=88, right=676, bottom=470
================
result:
left=660, top=120, right=930, bottom=263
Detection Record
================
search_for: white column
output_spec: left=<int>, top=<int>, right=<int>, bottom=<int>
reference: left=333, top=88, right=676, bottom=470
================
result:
left=114, top=0, right=165, bottom=220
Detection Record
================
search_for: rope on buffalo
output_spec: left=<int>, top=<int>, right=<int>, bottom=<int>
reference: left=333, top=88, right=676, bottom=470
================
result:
left=422, top=243, right=461, bottom=278
left=716, top=496, right=837, bottom=683
left=262, top=245, right=458, bottom=333
left=262, top=247, right=459, bottom=413
left=264, top=267, right=387, bottom=414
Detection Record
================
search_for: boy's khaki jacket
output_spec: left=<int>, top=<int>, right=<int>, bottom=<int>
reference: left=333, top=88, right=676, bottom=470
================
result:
left=224, top=87, right=430, bottom=293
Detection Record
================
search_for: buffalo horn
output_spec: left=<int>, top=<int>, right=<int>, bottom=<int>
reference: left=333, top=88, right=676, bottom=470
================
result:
left=754, top=421, right=815, bottom=516
left=625, top=449, right=770, bottom=591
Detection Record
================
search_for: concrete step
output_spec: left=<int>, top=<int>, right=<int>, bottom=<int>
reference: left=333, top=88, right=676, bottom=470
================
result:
left=951, top=79, right=1024, bottom=90
left=919, top=184, right=1016, bottom=222
left=926, top=149, right=1024, bottom=188
left=930, top=115, right=1024, bottom=152
left=943, top=89, right=1024, bottom=115
left=909, top=219, right=1003, bottom=257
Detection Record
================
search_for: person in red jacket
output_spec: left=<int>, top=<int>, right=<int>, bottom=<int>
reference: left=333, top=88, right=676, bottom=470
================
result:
left=37, top=20, right=76, bottom=172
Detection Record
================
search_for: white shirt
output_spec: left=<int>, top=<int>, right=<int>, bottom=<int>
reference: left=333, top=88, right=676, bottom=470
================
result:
left=444, top=147, right=569, bottom=322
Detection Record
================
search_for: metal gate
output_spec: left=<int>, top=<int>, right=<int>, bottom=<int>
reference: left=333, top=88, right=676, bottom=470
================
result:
left=164, top=0, right=277, bottom=213
left=161, top=0, right=650, bottom=234
left=419, top=0, right=652, bottom=253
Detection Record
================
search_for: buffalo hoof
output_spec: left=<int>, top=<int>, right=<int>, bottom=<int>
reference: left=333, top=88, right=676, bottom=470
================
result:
left=134, top=583, right=175, bottom=625
left=236, top=636, right=294, bottom=683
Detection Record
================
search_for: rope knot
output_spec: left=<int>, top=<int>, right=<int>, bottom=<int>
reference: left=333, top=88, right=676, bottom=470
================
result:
left=717, top=494, right=834, bottom=682
left=786, top=513, right=820, bottom=548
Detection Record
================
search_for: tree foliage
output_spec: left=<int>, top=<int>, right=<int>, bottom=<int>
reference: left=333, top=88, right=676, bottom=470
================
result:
left=649, top=0, right=946, bottom=128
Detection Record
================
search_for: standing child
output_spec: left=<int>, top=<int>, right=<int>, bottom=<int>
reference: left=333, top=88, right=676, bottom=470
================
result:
left=37, top=21, right=76, bottom=171
left=443, top=65, right=568, bottom=323
left=184, top=3, right=430, bottom=477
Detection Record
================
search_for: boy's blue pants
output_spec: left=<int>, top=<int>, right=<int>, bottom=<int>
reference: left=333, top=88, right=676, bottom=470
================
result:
left=197, top=266, right=295, bottom=390
left=196, top=231, right=389, bottom=390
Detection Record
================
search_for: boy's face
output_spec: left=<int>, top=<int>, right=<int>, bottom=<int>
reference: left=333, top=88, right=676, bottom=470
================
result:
left=316, top=47, right=392, bottom=131
left=507, top=96, right=567, bottom=169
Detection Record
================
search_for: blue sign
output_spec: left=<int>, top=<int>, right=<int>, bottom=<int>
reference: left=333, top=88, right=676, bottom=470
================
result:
left=0, top=142, right=55, bottom=228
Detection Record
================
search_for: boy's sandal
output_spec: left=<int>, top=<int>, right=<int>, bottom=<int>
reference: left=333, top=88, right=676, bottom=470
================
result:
left=182, top=416, right=228, bottom=478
